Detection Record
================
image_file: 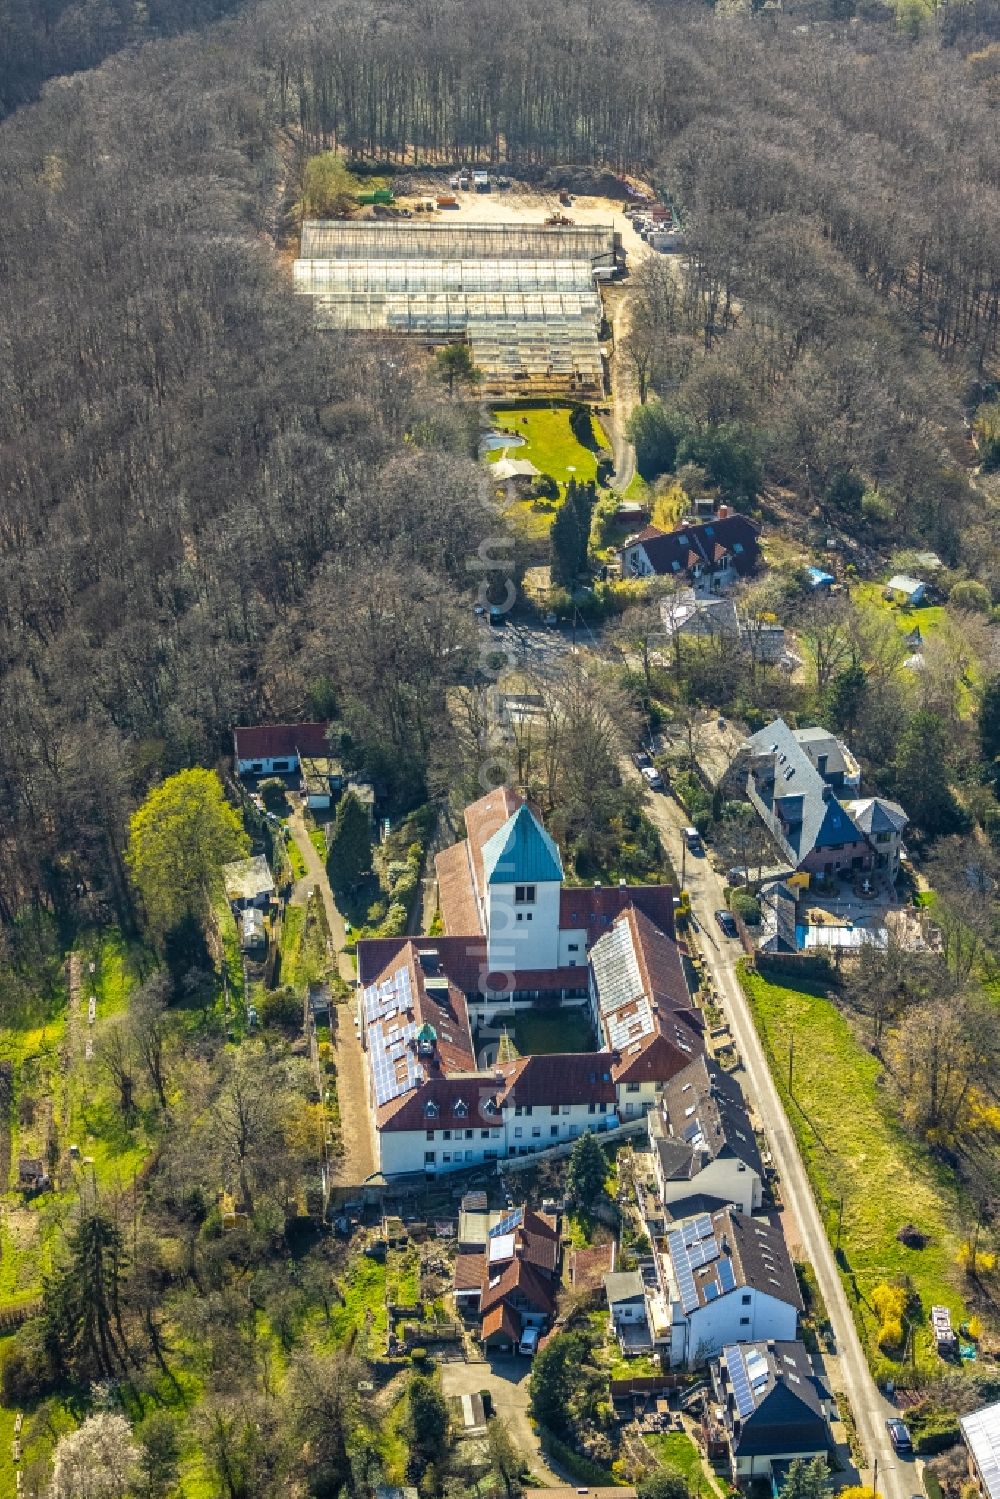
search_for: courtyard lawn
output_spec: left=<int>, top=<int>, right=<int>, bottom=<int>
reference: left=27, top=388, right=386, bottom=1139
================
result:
left=741, top=967, right=966, bottom=1371
left=510, top=1006, right=596, bottom=1055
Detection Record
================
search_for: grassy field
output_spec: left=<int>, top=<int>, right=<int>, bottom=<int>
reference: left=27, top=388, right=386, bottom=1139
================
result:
left=853, top=582, right=948, bottom=642
left=741, top=967, right=966, bottom=1370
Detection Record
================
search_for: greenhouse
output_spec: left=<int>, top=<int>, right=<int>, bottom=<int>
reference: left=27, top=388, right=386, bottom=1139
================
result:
left=293, top=258, right=598, bottom=295
left=311, top=289, right=602, bottom=335
left=299, top=219, right=620, bottom=266
left=295, top=218, right=614, bottom=395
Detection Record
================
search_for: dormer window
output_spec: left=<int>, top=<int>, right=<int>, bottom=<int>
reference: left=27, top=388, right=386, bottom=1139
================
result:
left=453, top=1100, right=469, bottom=1118
left=425, top=1100, right=439, bottom=1119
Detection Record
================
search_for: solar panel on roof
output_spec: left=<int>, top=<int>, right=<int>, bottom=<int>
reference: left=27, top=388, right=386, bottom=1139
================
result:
left=727, top=1347, right=755, bottom=1419
left=489, top=1206, right=525, bottom=1238
left=719, top=1258, right=736, bottom=1293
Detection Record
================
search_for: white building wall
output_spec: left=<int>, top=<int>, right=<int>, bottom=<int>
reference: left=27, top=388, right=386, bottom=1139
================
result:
left=618, top=1080, right=657, bottom=1119
left=236, top=754, right=299, bottom=776
left=379, top=1126, right=505, bottom=1177
left=671, top=1288, right=798, bottom=1368
left=504, top=1100, right=614, bottom=1156
left=557, top=926, right=589, bottom=967
left=486, top=878, right=562, bottom=972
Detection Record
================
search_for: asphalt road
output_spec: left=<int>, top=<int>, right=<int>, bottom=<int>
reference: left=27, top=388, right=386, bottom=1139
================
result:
left=631, top=769, right=918, bottom=1499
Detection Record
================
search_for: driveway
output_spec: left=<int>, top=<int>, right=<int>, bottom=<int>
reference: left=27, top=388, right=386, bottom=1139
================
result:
left=440, top=1357, right=562, bottom=1484
left=287, top=803, right=375, bottom=1188
left=628, top=767, right=917, bottom=1499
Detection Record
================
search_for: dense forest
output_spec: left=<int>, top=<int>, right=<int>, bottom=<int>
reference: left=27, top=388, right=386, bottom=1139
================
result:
left=1, top=0, right=1000, bottom=922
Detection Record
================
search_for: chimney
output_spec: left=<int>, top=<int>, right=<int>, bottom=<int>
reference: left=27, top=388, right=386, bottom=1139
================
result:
left=593, top=880, right=601, bottom=888
left=618, top=878, right=627, bottom=887
left=718, top=503, right=730, bottom=519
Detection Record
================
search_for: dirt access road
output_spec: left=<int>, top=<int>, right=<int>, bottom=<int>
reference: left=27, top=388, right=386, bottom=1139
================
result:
left=440, top=1357, right=562, bottom=1484
left=627, top=766, right=918, bottom=1499
left=287, top=803, right=375, bottom=1187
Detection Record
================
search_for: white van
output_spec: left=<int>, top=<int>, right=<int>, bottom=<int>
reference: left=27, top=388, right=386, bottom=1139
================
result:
left=518, top=1325, right=540, bottom=1357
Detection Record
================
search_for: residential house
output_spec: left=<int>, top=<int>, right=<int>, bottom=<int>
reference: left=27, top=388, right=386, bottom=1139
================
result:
left=619, top=512, right=760, bottom=593
left=743, top=719, right=908, bottom=881
left=659, top=1208, right=801, bottom=1368
left=605, top=1270, right=654, bottom=1353
left=961, top=1401, right=1000, bottom=1499
left=648, top=1056, right=763, bottom=1221
left=468, top=1207, right=562, bottom=1352
left=886, top=574, right=926, bottom=606
left=222, top=854, right=275, bottom=910
left=743, top=720, right=872, bottom=878
left=790, top=728, right=860, bottom=793
left=660, top=593, right=785, bottom=666
left=299, top=755, right=344, bottom=811
left=589, top=906, right=705, bottom=1120
left=232, top=722, right=330, bottom=778
left=356, top=788, right=697, bottom=1178
left=844, top=797, right=908, bottom=877
left=711, top=1340, right=831, bottom=1485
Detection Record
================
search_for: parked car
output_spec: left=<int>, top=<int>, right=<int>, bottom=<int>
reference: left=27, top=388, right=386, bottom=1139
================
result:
left=683, top=826, right=702, bottom=852
left=632, top=749, right=651, bottom=769
left=641, top=765, right=664, bottom=790
left=886, top=1419, right=913, bottom=1454
left=728, top=866, right=750, bottom=886
left=714, top=909, right=739, bottom=939
left=473, top=603, right=486, bottom=616
left=543, top=611, right=558, bottom=626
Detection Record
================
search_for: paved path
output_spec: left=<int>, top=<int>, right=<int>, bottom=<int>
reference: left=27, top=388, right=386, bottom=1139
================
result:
left=441, top=1357, right=563, bottom=1484
left=629, top=768, right=916, bottom=1499
left=287, top=803, right=375, bottom=1188
left=606, top=286, right=637, bottom=492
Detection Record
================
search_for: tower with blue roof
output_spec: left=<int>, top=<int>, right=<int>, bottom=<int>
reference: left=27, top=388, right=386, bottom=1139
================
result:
left=481, top=803, right=564, bottom=974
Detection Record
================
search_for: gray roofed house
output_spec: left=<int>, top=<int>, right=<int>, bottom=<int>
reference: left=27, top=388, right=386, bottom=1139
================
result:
left=790, top=726, right=861, bottom=790
left=845, top=796, right=908, bottom=877
left=605, top=1270, right=652, bottom=1353
left=711, top=1339, right=830, bottom=1482
left=222, top=854, right=276, bottom=910
left=662, top=1207, right=801, bottom=1367
left=962, top=1401, right=1000, bottom=1499
left=744, top=719, right=872, bottom=877
left=650, top=1056, right=763, bottom=1217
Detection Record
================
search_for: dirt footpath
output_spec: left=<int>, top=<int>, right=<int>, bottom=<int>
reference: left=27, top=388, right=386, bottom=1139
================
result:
left=287, top=804, right=375, bottom=1188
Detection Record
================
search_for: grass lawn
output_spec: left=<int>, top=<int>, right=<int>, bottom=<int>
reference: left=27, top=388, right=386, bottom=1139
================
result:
left=853, top=582, right=948, bottom=642
left=741, top=966, right=966, bottom=1371
left=488, top=404, right=608, bottom=485
left=645, top=1431, right=722, bottom=1497
left=509, top=1006, right=596, bottom=1056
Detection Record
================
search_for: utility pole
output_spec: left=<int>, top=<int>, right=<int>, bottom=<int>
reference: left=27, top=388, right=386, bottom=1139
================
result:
left=872, top=1455, right=878, bottom=1499
left=788, top=1033, right=794, bottom=1096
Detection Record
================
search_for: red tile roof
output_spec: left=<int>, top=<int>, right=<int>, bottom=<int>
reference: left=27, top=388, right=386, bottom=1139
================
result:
left=377, top=1075, right=501, bottom=1132
left=435, top=839, right=484, bottom=935
left=455, top=1253, right=486, bottom=1292
left=621, top=515, right=760, bottom=580
left=496, top=1053, right=617, bottom=1108
left=482, top=1303, right=521, bottom=1343
left=357, top=936, right=588, bottom=1003
left=233, top=722, right=329, bottom=761
left=463, top=786, right=522, bottom=896
left=625, top=906, right=697, bottom=1018
left=559, top=884, right=677, bottom=944
left=481, top=1256, right=557, bottom=1317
